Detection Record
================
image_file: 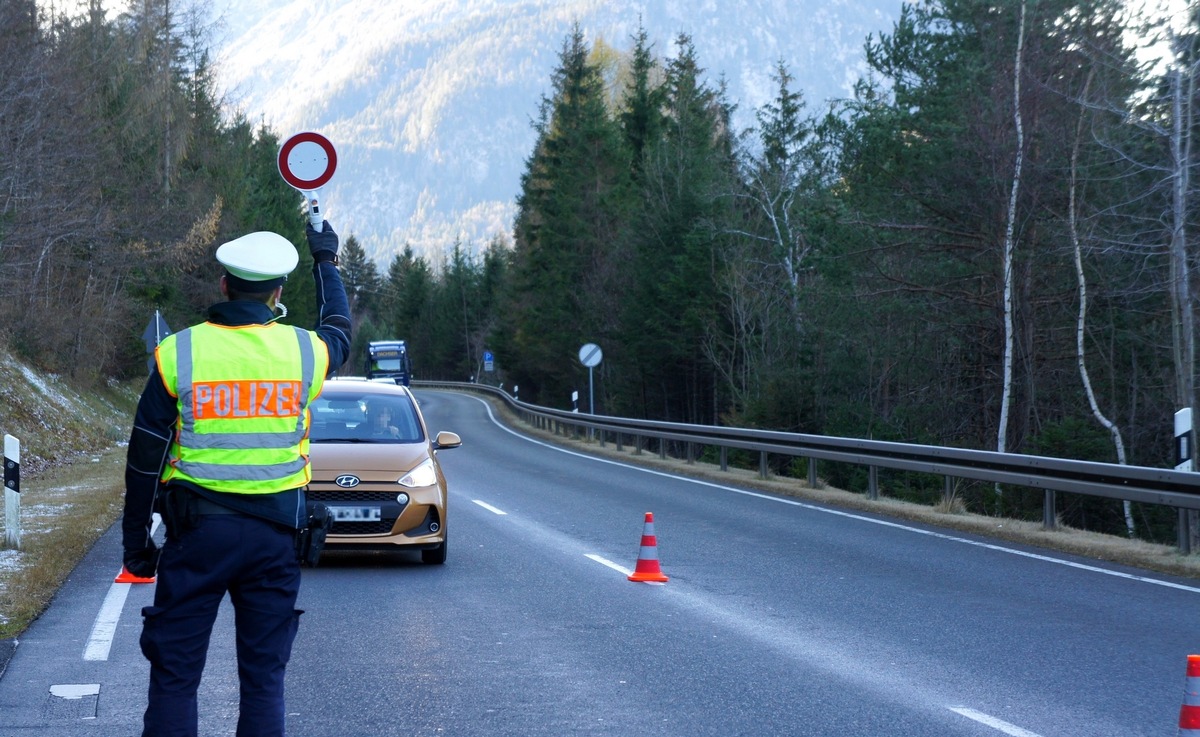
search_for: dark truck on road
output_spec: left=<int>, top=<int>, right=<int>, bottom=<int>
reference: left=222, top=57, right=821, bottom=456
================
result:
left=365, top=340, right=412, bottom=386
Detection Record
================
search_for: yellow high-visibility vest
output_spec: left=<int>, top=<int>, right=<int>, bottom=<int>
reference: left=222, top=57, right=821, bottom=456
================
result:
left=156, top=321, right=329, bottom=493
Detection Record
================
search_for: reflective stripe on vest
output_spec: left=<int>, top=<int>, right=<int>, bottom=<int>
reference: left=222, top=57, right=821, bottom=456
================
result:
left=159, top=322, right=327, bottom=493
left=176, top=328, right=316, bottom=450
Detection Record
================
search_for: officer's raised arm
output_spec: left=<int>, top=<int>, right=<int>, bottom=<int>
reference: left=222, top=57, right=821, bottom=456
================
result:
left=306, top=219, right=352, bottom=372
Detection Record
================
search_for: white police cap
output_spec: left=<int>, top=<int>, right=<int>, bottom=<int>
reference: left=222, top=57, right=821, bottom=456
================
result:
left=215, top=231, right=299, bottom=283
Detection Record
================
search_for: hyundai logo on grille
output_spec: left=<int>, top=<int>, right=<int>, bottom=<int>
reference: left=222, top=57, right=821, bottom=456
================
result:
left=334, top=475, right=361, bottom=488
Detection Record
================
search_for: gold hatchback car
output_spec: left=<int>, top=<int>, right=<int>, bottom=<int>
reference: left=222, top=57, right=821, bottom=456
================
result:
left=307, top=378, right=461, bottom=564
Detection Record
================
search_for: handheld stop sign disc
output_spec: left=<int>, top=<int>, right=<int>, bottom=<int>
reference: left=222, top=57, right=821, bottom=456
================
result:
left=278, top=131, right=337, bottom=228
left=278, top=132, right=337, bottom=190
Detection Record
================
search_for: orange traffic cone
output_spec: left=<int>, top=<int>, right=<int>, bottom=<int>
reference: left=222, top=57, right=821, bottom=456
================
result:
left=628, top=512, right=668, bottom=583
left=114, top=566, right=155, bottom=584
left=1181, top=655, right=1200, bottom=735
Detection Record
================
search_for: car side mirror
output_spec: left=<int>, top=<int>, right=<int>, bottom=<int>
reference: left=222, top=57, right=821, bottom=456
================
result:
left=433, top=431, right=462, bottom=450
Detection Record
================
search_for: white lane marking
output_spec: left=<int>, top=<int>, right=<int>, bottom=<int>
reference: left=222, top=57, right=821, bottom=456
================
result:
left=83, top=584, right=131, bottom=661
left=585, top=553, right=632, bottom=576
left=459, top=394, right=1200, bottom=594
left=84, top=513, right=161, bottom=661
left=948, top=707, right=1044, bottom=736
left=472, top=499, right=507, bottom=515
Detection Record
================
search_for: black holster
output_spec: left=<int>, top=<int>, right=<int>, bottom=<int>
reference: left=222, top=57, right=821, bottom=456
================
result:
left=160, top=486, right=200, bottom=539
left=295, top=502, right=332, bottom=567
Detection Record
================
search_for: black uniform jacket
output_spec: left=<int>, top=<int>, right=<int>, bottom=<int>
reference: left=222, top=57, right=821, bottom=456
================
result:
left=121, top=259, right=352, bottom=556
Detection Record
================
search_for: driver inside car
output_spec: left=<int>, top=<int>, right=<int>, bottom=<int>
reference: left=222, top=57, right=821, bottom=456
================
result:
left=361, top=400, right=401, bottom=438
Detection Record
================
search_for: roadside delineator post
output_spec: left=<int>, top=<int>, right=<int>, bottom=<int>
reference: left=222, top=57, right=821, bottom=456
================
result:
left=628, top=512, right=668, bottom=583
left=3, top=434, right=19, bottom=550
left=1180, top=654, right=1200, bottom=735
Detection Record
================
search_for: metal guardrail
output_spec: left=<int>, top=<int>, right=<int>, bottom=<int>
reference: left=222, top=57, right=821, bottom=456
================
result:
left=415, top=380, right=1200, bottom=552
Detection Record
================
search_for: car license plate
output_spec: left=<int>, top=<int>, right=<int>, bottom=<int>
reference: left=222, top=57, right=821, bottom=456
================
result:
left=330, top=506, right=382, bottom=522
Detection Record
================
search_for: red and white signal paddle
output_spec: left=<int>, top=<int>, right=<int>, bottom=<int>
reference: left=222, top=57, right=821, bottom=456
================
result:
left=278, top=131, right=338, bottom=230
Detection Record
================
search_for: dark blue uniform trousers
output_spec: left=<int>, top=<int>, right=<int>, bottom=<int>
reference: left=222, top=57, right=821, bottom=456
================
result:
left=140, top=513, right=301, bottom=737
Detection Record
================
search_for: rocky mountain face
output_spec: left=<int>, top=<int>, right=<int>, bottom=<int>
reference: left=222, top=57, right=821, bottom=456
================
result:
left=212, top=0, right=902, bottom=263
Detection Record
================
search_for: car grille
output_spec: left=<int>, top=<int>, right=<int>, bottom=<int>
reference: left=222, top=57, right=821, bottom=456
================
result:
left=331, top=518, right=398, bottom=535
left=308, top=489, right=403, bottom=535
left=309, top=489, right=399, bottom=502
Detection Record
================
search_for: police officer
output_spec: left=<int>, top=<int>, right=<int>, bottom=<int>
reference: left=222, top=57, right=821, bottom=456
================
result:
left=121, top=221, right=351, bottom=737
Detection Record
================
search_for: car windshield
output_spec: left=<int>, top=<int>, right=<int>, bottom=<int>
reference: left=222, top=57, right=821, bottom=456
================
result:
left=309, top=392, right=424, bottom=443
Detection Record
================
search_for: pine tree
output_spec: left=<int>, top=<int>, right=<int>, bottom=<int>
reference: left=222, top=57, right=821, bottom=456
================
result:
left=502, top=25, right=632, bottom=406
left=383, top=248, right=433, bottom=378
left=339, top=234, right=382, bottom=321
left=618, top=22, right=666, bottom=180
left=618, top=33, right=737, bottom=423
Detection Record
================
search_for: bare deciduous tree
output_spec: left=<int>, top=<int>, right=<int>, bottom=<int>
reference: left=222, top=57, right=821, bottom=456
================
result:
left=996, top=1, right=1028, bottom=503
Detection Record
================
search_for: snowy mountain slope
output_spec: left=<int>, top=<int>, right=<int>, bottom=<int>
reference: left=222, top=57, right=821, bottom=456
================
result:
left=210, top=0, right=902, bottom=262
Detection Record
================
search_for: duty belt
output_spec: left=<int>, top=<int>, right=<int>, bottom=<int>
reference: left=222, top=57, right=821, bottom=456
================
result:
left=192, top=495, right=240, bottom=515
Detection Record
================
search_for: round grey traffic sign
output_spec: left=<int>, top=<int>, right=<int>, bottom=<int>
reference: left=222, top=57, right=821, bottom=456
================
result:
left=578, top=343, right=602, bottom=367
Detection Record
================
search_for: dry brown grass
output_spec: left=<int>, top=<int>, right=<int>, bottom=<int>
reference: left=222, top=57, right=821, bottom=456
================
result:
left=476, top=396, right=1200, bottom=582
left=0, top=450, right=125, bottom=638
left=0, top=364, right=138, bottom=639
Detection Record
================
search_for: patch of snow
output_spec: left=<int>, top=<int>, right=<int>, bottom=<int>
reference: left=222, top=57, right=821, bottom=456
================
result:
left=15, top=365, right=72, bottom=408
left=0, top=549, right=22, bottom=572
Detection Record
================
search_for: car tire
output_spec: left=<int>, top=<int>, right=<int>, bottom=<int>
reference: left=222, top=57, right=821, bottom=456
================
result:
left=421, top=537, right=446, bottom=565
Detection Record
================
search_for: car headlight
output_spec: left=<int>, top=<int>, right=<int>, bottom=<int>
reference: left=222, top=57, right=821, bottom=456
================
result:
left=398, top=458, right=437, bottom=488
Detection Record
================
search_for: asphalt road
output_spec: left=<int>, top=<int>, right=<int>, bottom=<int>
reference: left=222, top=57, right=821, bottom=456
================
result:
left=1, top=389, right=1198, bottom=736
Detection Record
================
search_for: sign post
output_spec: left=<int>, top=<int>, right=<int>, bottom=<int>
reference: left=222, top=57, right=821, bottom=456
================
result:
left=141, top=310, right=172, bottom=374
left=278, top=132, right=338, bottom=230
left=578, top=343, right=602, bottom=415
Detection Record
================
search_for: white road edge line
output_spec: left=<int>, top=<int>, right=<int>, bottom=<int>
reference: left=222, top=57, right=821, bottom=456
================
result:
left=585, top=553, right=633, bottom=576
left=84, top=513, right=161, bottom=661
left=460, top=394, right=1200, bottom=595
left=948, top=707, right=1044, bottom=737
left=471, top=499, right=507, bottom=515
left=83, top=585, right=130, bottom=661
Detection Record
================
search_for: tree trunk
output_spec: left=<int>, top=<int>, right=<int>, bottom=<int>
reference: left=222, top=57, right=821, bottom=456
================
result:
left=1168, top=55, right=1199, bottom=550
left=996, top=2, right=1027, bottom=507
left=1069, top=69, right=1133, bottom=536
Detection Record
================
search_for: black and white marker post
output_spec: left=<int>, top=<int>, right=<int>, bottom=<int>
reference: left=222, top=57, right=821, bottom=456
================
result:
left=1177, top=408, right=1196, bottom=553
left=4, top=434, right=19, bottom=550
left=278, top=131, right=338, bottom=230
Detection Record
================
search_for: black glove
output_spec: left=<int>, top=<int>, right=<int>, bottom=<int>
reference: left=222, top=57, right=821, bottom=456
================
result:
left=123, top=543, right=160, bottom=579
left=306, top=220, right=339, bottom=264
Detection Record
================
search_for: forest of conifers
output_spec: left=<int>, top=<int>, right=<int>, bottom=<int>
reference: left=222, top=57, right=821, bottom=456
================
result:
left=5, top=1, right=1200, bottom=541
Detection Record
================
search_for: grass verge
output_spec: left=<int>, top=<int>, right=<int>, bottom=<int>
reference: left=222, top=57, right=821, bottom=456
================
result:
left=0, top=361, right=139, bottom=640
left=0, top=448, right=125, bottom=639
